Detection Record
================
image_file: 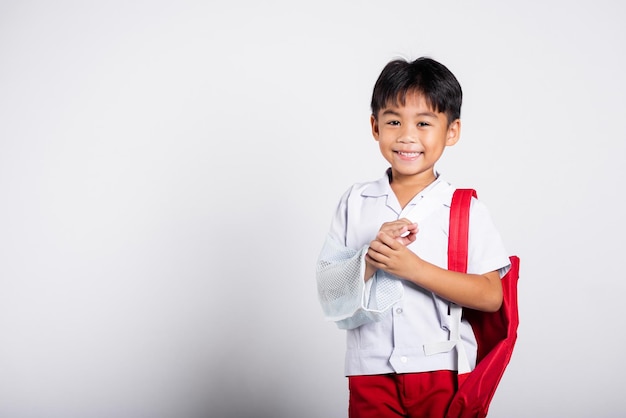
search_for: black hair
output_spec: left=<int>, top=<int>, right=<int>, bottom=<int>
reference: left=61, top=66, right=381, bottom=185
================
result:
left=370, top=57, right=462, bottom=126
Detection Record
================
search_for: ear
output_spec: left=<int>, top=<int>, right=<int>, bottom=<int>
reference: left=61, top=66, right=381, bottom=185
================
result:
left=370, top=115, right=380, bottom=141
left=445, top=119, right=461, bottom=146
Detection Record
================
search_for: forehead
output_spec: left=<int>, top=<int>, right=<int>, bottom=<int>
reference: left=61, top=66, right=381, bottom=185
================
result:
left=379, top=91, right=443, bottom=117
left=381, top=90, right=435, bottom=111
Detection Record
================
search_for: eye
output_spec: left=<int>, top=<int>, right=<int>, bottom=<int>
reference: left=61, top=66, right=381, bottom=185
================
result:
left=386, top=120, right=400, bottom=126
left=417, top=121, right=431, bottom=127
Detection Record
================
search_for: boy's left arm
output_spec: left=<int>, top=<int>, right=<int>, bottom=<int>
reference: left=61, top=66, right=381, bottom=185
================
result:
left=366, top=232, right=502, bottom=312
left=367, top=231, right=502, bottom=312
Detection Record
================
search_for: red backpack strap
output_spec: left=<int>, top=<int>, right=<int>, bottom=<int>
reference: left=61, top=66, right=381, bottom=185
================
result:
left=423, top=188, right=477, bottom=377
left=448, top=189, right=477, bottom=273
left=446, top=189, right=520, bottom=418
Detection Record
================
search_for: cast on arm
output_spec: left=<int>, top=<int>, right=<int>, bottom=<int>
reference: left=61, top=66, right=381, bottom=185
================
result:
left=316, top=236, right=403, bottom=329
left=316, top=187, right=404, bottom=329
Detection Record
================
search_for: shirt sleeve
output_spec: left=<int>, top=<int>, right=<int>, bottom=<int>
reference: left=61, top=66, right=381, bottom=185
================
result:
left=467, top=198, right=511, bottom=277
left=315, top=187, right=403, bottom=329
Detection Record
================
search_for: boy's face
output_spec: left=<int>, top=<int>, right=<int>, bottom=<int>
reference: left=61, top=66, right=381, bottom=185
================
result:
left=371, top=92, right=460, bottom=186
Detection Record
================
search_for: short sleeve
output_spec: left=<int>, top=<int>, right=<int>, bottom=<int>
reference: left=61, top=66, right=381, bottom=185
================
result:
left=467, top=198, right=511, bottom=277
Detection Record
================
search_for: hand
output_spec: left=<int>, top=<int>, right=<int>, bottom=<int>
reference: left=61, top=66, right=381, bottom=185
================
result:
left=363, top=219, right=418, bottom=282
left=365, top=230, right=421, bottom=279
left=378, top=219, right=418, bottom=246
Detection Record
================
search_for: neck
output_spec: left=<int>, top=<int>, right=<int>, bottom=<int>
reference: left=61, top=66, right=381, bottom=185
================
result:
left=388, top=170, right=438, bottom=209
left=388, top=169, right=437, bottom=191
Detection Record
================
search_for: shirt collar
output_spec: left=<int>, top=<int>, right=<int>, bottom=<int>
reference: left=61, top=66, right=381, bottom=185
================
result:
left=361, top=168, right=449, bottom=201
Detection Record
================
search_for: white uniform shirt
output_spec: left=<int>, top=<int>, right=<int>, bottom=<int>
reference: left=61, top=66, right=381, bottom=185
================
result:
left=316, top=172, right=510, bottom=376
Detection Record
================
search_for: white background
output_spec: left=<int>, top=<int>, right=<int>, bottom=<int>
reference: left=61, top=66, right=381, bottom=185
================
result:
left=1, top=1, right=625, bottom=417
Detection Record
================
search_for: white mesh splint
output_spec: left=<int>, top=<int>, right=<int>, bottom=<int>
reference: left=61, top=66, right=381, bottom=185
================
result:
left=316, top=236, right=404, bottom=330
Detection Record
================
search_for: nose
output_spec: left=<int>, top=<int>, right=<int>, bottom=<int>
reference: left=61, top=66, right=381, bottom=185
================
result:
left=397, top=124, right=418, bottom=143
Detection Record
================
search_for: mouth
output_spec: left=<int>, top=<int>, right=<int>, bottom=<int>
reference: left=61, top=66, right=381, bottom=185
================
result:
left=395, top=151, right=423, bottom=159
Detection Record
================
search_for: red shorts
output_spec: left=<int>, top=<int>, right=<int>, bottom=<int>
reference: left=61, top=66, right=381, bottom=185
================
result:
left=348, top=371, right=457, bottom=418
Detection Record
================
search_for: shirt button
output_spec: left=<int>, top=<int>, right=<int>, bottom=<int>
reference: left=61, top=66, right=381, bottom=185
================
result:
left=395, top=308, right=403, bottom=314
left=400, top=356, right=408, bottom=363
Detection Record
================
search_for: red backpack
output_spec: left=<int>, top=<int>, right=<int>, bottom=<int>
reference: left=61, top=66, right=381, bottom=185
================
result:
left=445, top=189, right=520, bottom=418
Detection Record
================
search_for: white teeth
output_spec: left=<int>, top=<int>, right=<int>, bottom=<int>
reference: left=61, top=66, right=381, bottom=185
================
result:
left=398, top=151, right=420, bottom=156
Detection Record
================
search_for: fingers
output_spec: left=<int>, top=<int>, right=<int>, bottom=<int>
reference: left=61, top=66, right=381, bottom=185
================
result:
left=380, top=219, right=418, bottom=239
left=399, top=224, right=418, bottom=240
left=377, top=230, right=400, bottom=248
left=367, top=231, right=414, bottom=274
left=368, top=219, right=419, bottom=275
left=400, top=223, right=416, bottom=234
left=367, top=232, right=399, bottom=265
left=403, top=231, right=417, bottom=244
left=365, top=242, right=388, bottom=267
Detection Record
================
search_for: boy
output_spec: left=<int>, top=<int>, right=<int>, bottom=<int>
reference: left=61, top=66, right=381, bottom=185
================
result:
left=316, top=57, right=510, bottom=418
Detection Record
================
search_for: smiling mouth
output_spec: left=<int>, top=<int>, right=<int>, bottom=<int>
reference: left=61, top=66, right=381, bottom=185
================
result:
left=396, top=151, right=422, bottom=157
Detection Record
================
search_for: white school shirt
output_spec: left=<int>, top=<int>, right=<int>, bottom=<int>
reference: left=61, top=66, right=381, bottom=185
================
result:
left=316, top=172, right=510, bottom=376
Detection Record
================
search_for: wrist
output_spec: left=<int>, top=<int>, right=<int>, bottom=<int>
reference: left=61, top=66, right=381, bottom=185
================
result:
left=406, top=254, right=425, bottom=285
left=364, top=258, right=376, bottom=282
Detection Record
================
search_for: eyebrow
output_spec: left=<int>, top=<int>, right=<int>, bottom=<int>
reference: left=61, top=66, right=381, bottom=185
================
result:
left=381, top=109, right=438, bottom=118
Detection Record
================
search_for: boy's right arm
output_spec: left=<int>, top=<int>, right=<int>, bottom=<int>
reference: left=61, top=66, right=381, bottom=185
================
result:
left=315, top=188, right=404, bottom=329
left=316, top=235, right=371, bottom=328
